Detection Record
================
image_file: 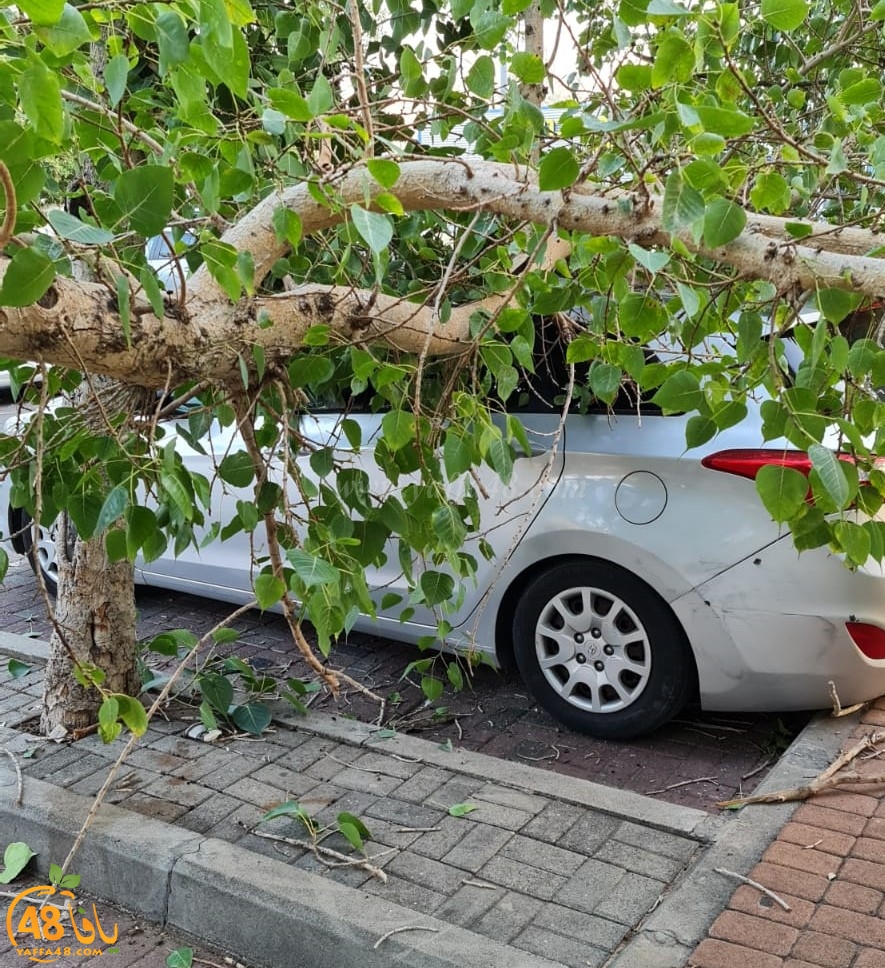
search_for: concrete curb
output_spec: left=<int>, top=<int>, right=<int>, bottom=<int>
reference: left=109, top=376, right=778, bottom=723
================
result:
left=0, top=631, right=855, bottom=968
left=608, top=709, right=858, bottom=967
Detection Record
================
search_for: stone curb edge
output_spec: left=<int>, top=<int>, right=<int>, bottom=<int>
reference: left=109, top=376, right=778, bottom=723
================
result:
left=0, top=630, right=858, bottom=968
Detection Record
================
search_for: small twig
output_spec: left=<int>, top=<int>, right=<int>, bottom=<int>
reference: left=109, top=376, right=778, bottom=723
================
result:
left=396, top=826, right=441, bottom=834
left=742, top=758, right=773, bottom=781
left=251, top=829, right=389, bottom=883
left=462, top=879, right=497, bottom=889
left=803, top=839, right=823, bottom=849
left=325, top=752, right=386, bottom=774
left=713, top=867, right=791, bottom=911
left=646, top=775, right=718, bottom=795
left=2, top=748, right=23, bottom=806
left=373, top=925, right=440, bottom=950
left=828, top=679, right=870, bottom=718
left=819, top=728, right=885, bottom=782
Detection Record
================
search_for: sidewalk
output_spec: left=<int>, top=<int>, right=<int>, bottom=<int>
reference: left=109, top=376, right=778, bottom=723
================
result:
left=0, top=633, right=863, bottom=968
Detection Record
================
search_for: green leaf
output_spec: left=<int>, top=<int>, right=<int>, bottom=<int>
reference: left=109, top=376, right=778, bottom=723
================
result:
left=421, top=675, right=444, bottom=701
left=702, top=198, right=747, bottom=248
left=785, top=222, right=814, bottom=239
left=661, top=171, right=704, bottom=235
left=419, top=570, right=455, bottom=606
left=651, top=30, right=693, bottom=87
left=381, top=410, right=416, bottom=451
left=466, top=55, right=495, bottom=97
left=20, top=64, right=63, bottom=142
left=17, top=0, right=65, bottom=24
left=761, top=0, right=809, bottom=31
left=7, top=659, right=31, bottom=679
left=627, top=243, right=670, bottom=274
left=114, top=166, right=175, bottom=237
left=261, top=801, right=316, bottom=833
left=231, top=702, right=272, bottom=735
left=114, top=695, right=148, bottom=736
left=166, top=949, right=194, bottom=968
left=46, top=210, right=114, bottom=245
left=366, top=159, right=400, bottom=189
left=651, top=370, right=703, bottom=413
left=286, top=548, right=340, bottom=586
left=448, top=802, right=477, bottom=817
left=0, top=843, right=36, bottom=884
left=255, top=573, right=285, bottom=610
left=218, top=452, right=254, bottom=487
left=34, top=4, right=91, bottom=55
left=817, top=288, right=862, bottom=325
left=510, top=52, right=545, bottom=84
left=538, top=147, right=580, bottom=191
left=0, top=247, right=55, bottom=307
left=432, top=504, right=466, bottom=551
left=156, top=11, right=189, bottom=75
left=808, top=444, right=851, bottom=509
left=755, top=464, right=809, bottom=522
left=96, top=484, right=128, bottom=533
left=199, top=672, right=234, bottom=713
left=350, top=205, right=393, bottom=253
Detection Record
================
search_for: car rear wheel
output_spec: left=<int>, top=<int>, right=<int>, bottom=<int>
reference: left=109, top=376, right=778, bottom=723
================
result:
left=10, top=508, right=61, bottom=596
left=512, top=560, right=695, bottom=739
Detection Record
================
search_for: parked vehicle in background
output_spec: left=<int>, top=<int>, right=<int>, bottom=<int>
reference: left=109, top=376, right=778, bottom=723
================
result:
left=7, top=321, right=885, bottom=740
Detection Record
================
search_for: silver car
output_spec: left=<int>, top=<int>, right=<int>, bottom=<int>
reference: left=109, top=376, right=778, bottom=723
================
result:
left=9, top=333, right=885, bottom=739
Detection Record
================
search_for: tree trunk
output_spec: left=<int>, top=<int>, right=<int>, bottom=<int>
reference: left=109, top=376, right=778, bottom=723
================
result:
left=39, top=378, right=151, bottom=735
left=40, top=528, right=139, bottom=734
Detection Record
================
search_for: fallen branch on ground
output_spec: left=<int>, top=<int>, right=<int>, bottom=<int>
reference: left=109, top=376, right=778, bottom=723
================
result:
left=713, top=868, right=791, bottom=911
left=250, top=828, right=389, bottom=883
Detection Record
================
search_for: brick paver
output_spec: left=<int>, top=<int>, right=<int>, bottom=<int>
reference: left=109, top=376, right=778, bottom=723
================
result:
left=689, top=702, right=885, bottom=968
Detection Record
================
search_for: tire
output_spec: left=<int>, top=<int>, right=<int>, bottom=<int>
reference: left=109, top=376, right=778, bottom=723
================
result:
left=10, top=508, right=61, bottom=596
left=512, top=560, right=696, bottom=740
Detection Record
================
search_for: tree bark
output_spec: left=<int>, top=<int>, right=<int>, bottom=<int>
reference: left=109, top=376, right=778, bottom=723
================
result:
left=40, top=525, right=139, bottom=733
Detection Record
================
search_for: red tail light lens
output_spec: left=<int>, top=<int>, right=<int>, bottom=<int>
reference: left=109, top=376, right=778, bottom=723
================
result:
left=700, top=449, right=816, bottom=481
left=846, top=622, right=885, bottom=661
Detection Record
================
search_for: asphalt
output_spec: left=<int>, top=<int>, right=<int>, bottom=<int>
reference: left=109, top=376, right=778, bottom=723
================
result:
left=0, top=631, right=856, bottom=968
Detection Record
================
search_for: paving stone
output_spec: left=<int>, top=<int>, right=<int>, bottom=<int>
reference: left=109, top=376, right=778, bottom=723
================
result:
left=777, top=821, right=856, bottom=857
left=363, top=796, right=445, bottom=828
left=363, top=873, right=447, bottom=915
left=809, top=904, right=885, bottom=947
left=191, top=755, right=266, bottom=790
left=171, top=746, right=255, bottom=782
left=124, top=746, right=190, bottom=774
left=433, top=883, right=503, bottom=928
left=302, top=743, right=362, bottom=780
left=792, top=804, right=867, bottom=837
left=41, top=751, right=118, bottom=788
left=472, top=784, right=549, bottom=815
left=863, top=817, right=885, bottom=841
left=440, top=822, right=513, bottom=873
left=838, top=857, right=885, bottom=892
left=728, top=885, right=815, bottom=929
left=748, top=862, right=831, bottom=903
left=500, top=834, right=584, bottom=876
left=612, top=820, right=700, bottom=861
left=21, top=744, right=87, bottom=778
left=138, top=775, right=214, bottom=809
left=205, top=800, right=268, bottom=844
left=347, top=815, right=422, bottom=850
left=208, top=775, right=290, bottom=810
left=459, top=798, right=534, bottom=831
left=593, top=871, right=667, bottom=926
left=789, top=930, right=856, bottom=968
left=145, top=733, right=214, bottom=757
left=481, top=854, right=568, bottom=901
left=177, top=793, right=243, bottom=834
left=430, top=774, right=482, bottom=808
left=251, top=762, right=323, bottom=798
left=823, top=879, right=883, bottom=916
left=811, top=791, right=878, bottom=817
left=120, top=793, right=190, bottom=823
left=856, top=951, right=885, bottom=967
left=263, top=726, right=313, bottom=750
left=761, top=842, right=843, bottom=878
left=471, top=890, right=543, bottom=945
left=322, top=763, right=404, bottom=796
left=350, top=750, right=422, bottom=780
left=385, top=851, right=467, bottom=895
left=514, top=925, right=608, bottom=968
left=390, top=764, right=451, bottom=803
left=708, top=910, right=798, bottom=957
left=411, top=817, right=470, bottom=860
left=534, top=901, right=627, bottom=948
left=521, top=800, right=585, bottom=844
left=556, top=811, right=620, bottom=856
left=594, top=839, right=685, bottom=881
left=555, top=858, right=625, bottom=915
left=690, top=938, right=785, bottom=968
left=850, top=836, right=885, bottom=865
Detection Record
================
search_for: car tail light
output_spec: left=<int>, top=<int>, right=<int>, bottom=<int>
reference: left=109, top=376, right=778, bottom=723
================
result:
left=700, top=449, right=816, bottom=481
left=846, top=622, right=885, bottom=661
